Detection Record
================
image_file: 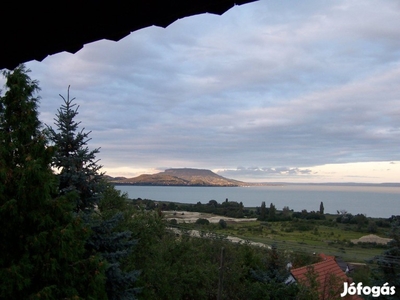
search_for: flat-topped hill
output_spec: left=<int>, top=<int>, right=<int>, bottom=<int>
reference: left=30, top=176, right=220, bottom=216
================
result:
left=108, top=168, right=245, bottom=187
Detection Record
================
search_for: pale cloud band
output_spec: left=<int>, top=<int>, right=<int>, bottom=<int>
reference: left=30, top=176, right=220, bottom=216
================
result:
left=216, top=162, right=400, bottom=183
left=2, top=0, right=398, bottom=183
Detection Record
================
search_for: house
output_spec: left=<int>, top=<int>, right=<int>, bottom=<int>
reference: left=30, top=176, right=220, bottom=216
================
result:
left=288, top=255, right=363, bottom=300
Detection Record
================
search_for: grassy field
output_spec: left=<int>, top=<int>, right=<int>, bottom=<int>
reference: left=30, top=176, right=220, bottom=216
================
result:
left=173, top=215, right=390, bottom=263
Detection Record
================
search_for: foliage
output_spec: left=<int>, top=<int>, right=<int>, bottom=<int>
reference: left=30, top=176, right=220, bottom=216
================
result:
left=219, top=219, right=227, bottom=229
left=250, top=244, right=300, bottom=299
left=282, top=206, right=291, bottom=217
left=46, top=86, right=104, bottom=213
left=121, top=208, right=166, bottom=272
left=0, top=65, right=106, bottom=299
left=98, top=182, right=130, bottom=218
left=168, top=217, right=178, bottom=225
left=295, top=266, right=319, bottom=300
left=268, top=203, right=277, bottom=220
left=372, top=218, right=400, bottom=299
left=258, top=201, right=267, bottom=221
left=86, top=211, right=140, bottom=300
left=196, top=218, right=210, bottom=225
left=292, top=210, right=326, bottom=220
left=181, top=199, right=246, bottom=218
left=47, top=88, right=140, bottom=298
left=114, top=203, right=327, bottom=299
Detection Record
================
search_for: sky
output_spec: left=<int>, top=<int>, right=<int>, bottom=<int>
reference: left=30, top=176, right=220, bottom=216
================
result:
left=2, top=0, right=400, bottom=183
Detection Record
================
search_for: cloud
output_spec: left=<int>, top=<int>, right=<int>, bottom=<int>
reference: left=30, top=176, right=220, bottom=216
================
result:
left=11, top=0, right=399, bottom=183
left=217, top=166, right=313, bottom=181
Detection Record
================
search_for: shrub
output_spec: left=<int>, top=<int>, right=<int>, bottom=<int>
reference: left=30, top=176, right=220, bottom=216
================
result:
left=218, top=219, right=227, bottom=229
left=195, top=218, right=210, bottom=225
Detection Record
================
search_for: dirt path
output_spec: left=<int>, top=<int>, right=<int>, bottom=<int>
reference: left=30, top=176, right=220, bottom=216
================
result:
left=168, top=227, right=270, bottom=248
left=165, top=211, right=270, bottom=248
left=164, top=211, right=258, bottom=224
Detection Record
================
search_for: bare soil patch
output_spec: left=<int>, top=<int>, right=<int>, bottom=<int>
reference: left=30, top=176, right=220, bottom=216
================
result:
left=163, top=211, right=257, bottom=224
left=350, top=234, right=392, bottom=245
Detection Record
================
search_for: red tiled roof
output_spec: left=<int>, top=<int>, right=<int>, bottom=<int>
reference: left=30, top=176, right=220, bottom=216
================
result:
left=291, top=258, right=362, bottom=300
left=319, top=253, right=335, bottom=261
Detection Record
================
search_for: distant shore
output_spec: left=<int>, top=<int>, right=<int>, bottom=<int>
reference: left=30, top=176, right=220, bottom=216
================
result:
left=111, top=182, right=400, bottom=187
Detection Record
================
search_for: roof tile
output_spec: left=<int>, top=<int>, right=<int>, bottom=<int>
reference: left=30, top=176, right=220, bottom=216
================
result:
left=291, top=258, right=363, bottom=300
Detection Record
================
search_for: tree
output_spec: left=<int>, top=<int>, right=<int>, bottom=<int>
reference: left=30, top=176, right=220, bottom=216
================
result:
left=196, top=218, right=210, bottom=225
left=258, top=201, right=267, bottom=221
left=319, top=201, right=324, bottom=215
left=0, top=65, right=107, bottom=299
left=46, top=86, right=104, bottom=212
left=86, top=212, right=141, bottom=300
left=282, top=206, right=290, bottom=217
left=250, top=244, right=299, bottom=299
left=374, top=219, right=400, bottom=298
left=47, top=89, right=139, bottom=299
left=219, top=219, right=227, bottom=229
left=269, top=203, right=276, bottom=220
left=208, top=199, right=218, bottom=207
left=296, top=266, right=319, bottom=300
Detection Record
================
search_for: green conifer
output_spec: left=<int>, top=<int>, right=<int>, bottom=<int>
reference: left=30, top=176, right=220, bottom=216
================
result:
left=0, top=65, right=107, bottom=299
left=46, top=86, right=104, bottom=212
left=47, top=87, right=140, bottom=299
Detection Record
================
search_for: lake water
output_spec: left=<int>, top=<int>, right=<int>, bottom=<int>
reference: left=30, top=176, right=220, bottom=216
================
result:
left=115, top=185, right=400, bottom=218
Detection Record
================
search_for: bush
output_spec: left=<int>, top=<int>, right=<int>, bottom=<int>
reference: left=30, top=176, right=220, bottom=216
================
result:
left=219, top=219, right=227, bottom=229
left=195, top=218, right=210, bottom=225
left=297, top=224, right=313, bottom=231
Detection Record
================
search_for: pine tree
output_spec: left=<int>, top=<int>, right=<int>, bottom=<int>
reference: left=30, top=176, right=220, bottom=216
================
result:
left=269, top=203, right=276, bottom=221
left=319, top=201, right=324, bottom=215
left=258, top=201, right=267, bottom=221
left=0, top=65, right=107, bottom=299
left=47, top=87, right=140, bottom=299
left=46, top=86, right=104, bottom=212
left=87, top=211, right=141, bottom=300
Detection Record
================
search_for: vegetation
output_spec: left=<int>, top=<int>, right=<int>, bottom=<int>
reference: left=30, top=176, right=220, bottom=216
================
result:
left=0, top=66, right=106, bottom=299
left=46, top=86, right=139, bottom=299
left=1, top=66, right=399, bottom=299
left=45, top=86, right=104, bottom=213
left=369, top=217, right=400, bottom=299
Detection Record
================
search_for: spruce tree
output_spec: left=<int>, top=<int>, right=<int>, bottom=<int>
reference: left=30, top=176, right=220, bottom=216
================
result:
left=87, top=211, right=141, bottom=300
left=46, top=86, right=104, bottom=212
left=47, top=87, right=140, bottom=299
left=0, top=65, right=107, bottom=299
left=258, top=201, right=267, bottom=221
left=268, top=203, right=276, bottom=221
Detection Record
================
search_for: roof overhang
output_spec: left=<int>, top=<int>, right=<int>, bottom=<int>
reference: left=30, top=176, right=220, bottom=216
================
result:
left=1, top=0, right=257, bottom=70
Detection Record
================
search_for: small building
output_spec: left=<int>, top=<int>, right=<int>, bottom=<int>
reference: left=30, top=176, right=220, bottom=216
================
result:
left=288, top=255, right=363, bottom=300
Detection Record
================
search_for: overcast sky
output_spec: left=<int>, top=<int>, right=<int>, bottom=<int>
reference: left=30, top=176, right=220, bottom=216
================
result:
left=4, top=0, right=400, bottom=183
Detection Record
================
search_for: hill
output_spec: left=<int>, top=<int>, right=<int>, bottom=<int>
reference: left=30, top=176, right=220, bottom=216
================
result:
left=108, top=168, right=245, bottom=187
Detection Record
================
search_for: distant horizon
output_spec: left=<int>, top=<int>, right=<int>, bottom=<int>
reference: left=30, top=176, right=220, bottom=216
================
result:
left=104, top=166, right=400, bottom=186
